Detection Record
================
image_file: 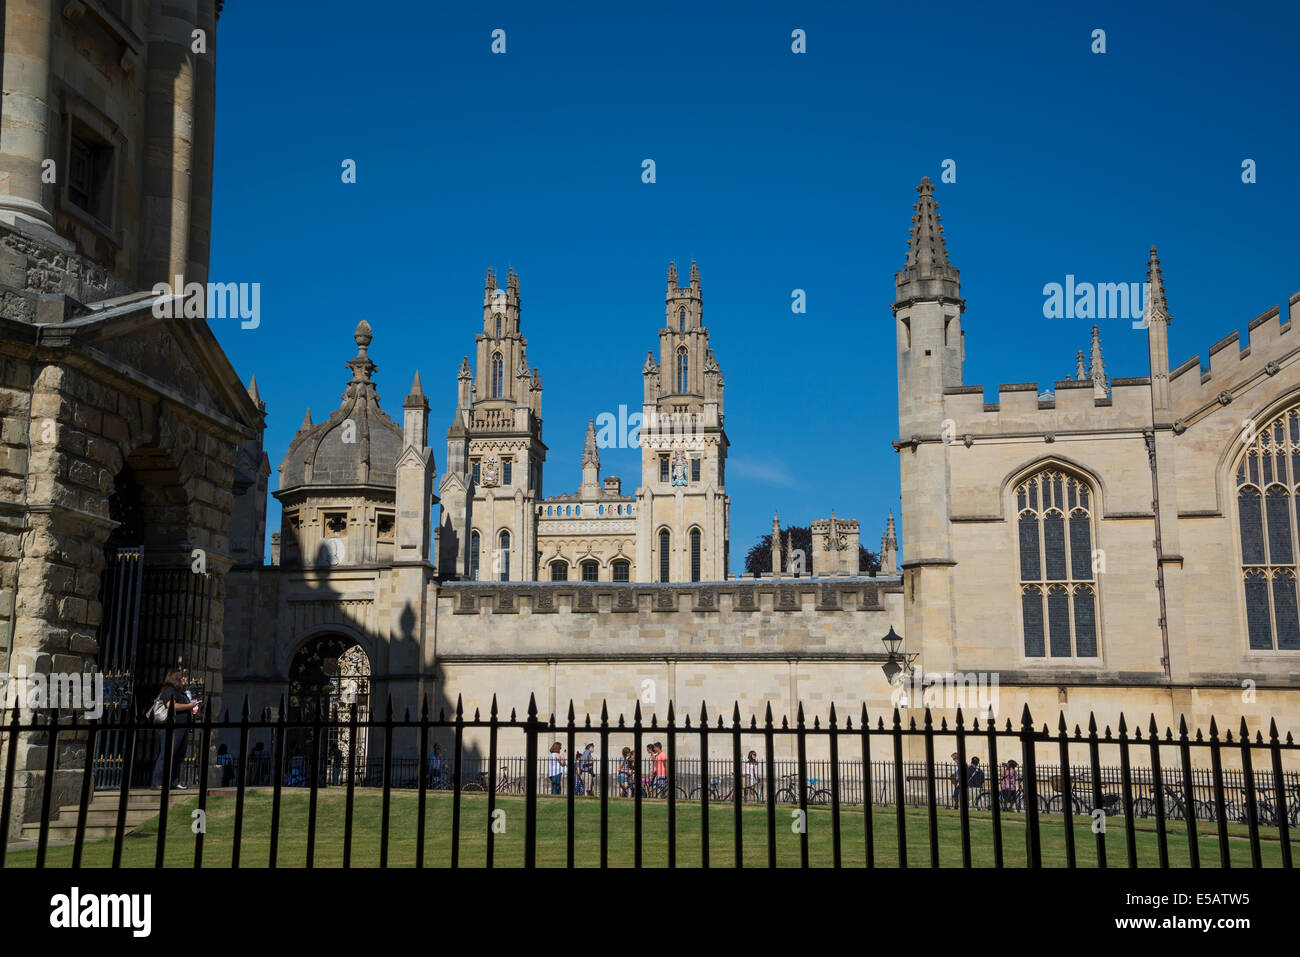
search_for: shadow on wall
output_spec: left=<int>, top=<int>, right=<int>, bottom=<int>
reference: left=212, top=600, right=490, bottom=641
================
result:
left=219, top=542, right=480, bottom=790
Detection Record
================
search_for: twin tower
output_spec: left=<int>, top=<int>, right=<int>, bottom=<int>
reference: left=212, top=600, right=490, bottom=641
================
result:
left=436, top=263, right=731, bottom=583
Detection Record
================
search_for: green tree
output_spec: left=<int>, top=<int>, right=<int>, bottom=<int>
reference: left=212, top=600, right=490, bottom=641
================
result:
left=743, top=525, right=880, bottom=577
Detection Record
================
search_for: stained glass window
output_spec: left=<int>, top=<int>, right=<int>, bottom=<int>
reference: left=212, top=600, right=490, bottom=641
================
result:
left=1237, top=407, right=1300, bottom=650
left=1015, top=470, right=1100, bottom=658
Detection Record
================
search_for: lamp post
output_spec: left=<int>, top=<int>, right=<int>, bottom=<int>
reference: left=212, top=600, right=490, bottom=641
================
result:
left=880, top=625, right=918, bottom=686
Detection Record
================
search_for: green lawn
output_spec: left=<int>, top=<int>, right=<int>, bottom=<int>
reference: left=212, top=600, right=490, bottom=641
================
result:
left=6, top=790, right=1297, bottom=867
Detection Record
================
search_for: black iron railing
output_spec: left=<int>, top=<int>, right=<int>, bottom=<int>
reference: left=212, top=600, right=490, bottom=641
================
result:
left=1, top=697, right=1297, bottom=868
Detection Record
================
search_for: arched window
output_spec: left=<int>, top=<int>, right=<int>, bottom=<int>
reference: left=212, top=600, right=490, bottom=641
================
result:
left=612, top=560, right=630, bottom=582
left=491, top=352, right=503, bottom=398
left=550, top=560, right=569, bottom=582
left=658, top=528, right=671, bottom=583
left=1237, top=408, right=1300, bottom=650
left=470, top=531, right=481, bottom=580
left=495, top=314, right=501, bottom=338
left=581, top=560, right=599, bottom=582
left=498, top=530, right=511, bottom=581
left=1015, top=469, right=1098, bottom=658
left=690, top=527, right=702, bottom=582
left=676, top=347, right=689, bottom=393
left=679, top=307, right=686, bottom=332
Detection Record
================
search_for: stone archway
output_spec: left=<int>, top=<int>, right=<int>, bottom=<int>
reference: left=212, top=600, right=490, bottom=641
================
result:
left=94, top=445, right=214, bottom=789
left=286, top=634, right=373, bottom=782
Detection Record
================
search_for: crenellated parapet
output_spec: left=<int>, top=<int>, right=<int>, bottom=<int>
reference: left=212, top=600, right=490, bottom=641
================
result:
left=1166, top=292, right=1300, bottom=428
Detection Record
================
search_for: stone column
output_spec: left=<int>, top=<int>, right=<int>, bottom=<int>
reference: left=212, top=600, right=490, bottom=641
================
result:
left=0, top=0, right=64, bottom=243
left=138, top=0, right=198, bottom=287
left=185, top=0, right=218, bottom=285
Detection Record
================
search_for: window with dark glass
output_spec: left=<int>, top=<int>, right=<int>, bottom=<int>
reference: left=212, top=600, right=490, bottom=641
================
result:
left=659, top=456, right=669, bottom=483
left=503, top=459, right=512, bottom=485
left=581, top=560, right=599, bottom=582
left=679, top=307, right=686, bottom=332
left=676, top=347, right=689, bottom=393
left=691, top=458, right=700, bottom=483
left=67, top=131, right=113, bottom=223
left=690, top=528, right=701, bottom=582
left=470, top=531, right=480, bottom=580
left=612, top=560, right=630, bottom=582
left=550, top=560, right=569, bottom=582
left=491, top=353, right=503, bottom=398
left=658, top=529, right=671, bottom=583
left=1237, top=408, right=1300, bottom=650
left=498, top=530, right=510, bottom=581
left=1016, top=469, right=1099, bottom=658
left=471, top=460, right=480, bottom=485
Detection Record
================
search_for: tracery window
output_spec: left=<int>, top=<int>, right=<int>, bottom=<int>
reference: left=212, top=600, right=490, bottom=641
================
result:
left=658, top=528, right=671, bottom=583
left=491, top=352, right=504, bottom=398
left=690, top=528, right=702, bottom=582
left=470, top=531, right=481, bottom=580
left=676, top=347, right=689, bottom=393
left=679, top=307, right=686, bottom=332
left=1016, top=469, right=1099, bottom=658
left=498, top=530, right=511, bottom=582
left=1237, top=408, right=1300, bottom=650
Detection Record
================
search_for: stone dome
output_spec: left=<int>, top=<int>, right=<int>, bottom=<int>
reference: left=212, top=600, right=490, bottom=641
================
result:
left=278, top=321, right=403, bottom=491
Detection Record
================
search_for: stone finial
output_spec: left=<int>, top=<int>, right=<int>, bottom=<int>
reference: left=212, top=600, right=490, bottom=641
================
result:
left=880, top=510, right=898, bottom=576
left=1089, top=325, right=1108, bottom=395
left=667, top=260, right=678, bottom=286
left=299, top=408, right=313, bottom=432
left=507, top=266, right=519, bottom=292
left=1146, top=245, right=1171, bottom=324
left=1075, top=350, right=1087, bottom=381
left=247, top=374, right=263, bottom=408
left=689, top=260, right=700, bottom=285
left=771, top=512, right=782, bottom=575
left=485, top=267, right=497, bottom=293
left=458, top=356, right=472, bottom=379
left=582, top=418, right=599, bottom=469
left=348, top=321, right=377, bottom=382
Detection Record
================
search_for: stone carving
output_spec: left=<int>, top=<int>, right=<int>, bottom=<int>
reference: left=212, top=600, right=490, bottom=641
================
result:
left=671, top=449, right=688, bottom=486
left=482, top=454, right=499, bottom=486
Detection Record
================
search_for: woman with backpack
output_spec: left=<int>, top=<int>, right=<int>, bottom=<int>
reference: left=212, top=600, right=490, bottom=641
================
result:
left=150, top=668, right=200, bottom=789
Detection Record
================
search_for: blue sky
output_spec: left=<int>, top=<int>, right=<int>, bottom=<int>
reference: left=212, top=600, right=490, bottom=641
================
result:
left=208, top=0, right=1299, bottom=570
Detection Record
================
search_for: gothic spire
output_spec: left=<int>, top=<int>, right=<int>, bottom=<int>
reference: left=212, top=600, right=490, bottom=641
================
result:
left=247, top=374, right=263, bottom=409
left=905, top=177, right=950, bottom=272
left=1075, top=349, right=1087, bottom=381
left=485, top=267, right=496, bottom=293
left=667, top=260, right=678, bottom=286
left=1146, top=246, right=1171, bottom=324
left=894, top=176, right=962, bottom=305
left=1089, top=325, right=1108, bottom=395
left=299, top=408, right=313, bottom=432
left=689, top=260, right=700, bottom=286
left=582, top=418, right=599, bottom=469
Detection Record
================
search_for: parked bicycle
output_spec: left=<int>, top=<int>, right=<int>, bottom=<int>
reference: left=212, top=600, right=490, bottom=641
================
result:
left=688, top=775, right=762, bottom=803
left=774, top=773, right=832, bottom=806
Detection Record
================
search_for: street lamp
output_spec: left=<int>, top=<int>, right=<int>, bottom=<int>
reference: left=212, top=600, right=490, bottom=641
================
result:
left=880, top=625, right=918, bottom=685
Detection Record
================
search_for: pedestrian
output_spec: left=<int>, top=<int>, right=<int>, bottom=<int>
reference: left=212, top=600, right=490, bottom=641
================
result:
left=652, top=741, right=668, bottom=796
left=642, top=743, right=656, bottom=796
left=966, top=756, right=985, bottom=796
left=548, top=741, right=565, bottom=795
left=744, top=750, right=760, bottom=799
left=249, top=741, right=269, bottom=785
left=949, top=752, right=962, bottom=808
left=428, top=742, right=445, bottom=789
left=617, top=747, right=634, bottom=797
left=1000, top=759, right=1019, bottom=810
left=579, top=742, right=596, bottom=796
left=149, top=668, right=199, bottom=789
left=216, top=743, right=235, bottom=787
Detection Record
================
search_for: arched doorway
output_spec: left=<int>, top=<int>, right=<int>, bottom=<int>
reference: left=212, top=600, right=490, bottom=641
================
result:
left=287, top=635, right=373, bottom=784
left=93, top=447, right=214, bottom=789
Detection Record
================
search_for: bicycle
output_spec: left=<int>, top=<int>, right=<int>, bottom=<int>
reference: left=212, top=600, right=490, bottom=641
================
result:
left=688, top=775, right=762, bottom=803
left=640, top=776, right=690, bottom=801
left=1131, top=784, right=1209, bottom=822
left=773, top=773, right=832, bottom=806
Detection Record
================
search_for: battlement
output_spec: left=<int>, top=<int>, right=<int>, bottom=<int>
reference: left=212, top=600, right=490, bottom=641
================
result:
left=1168, top=292, right=1300, bottom=418
left=942, top=377, right=1150, bottom=436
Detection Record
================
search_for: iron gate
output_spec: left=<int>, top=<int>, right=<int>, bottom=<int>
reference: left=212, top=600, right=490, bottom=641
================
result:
left=93, top=549, right=214, bottom=790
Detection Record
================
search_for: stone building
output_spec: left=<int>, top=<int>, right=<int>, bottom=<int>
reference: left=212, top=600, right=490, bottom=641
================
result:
left=892, top=176, right=1300, bottom=736
left=0, top=0, right=260, bottom=839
